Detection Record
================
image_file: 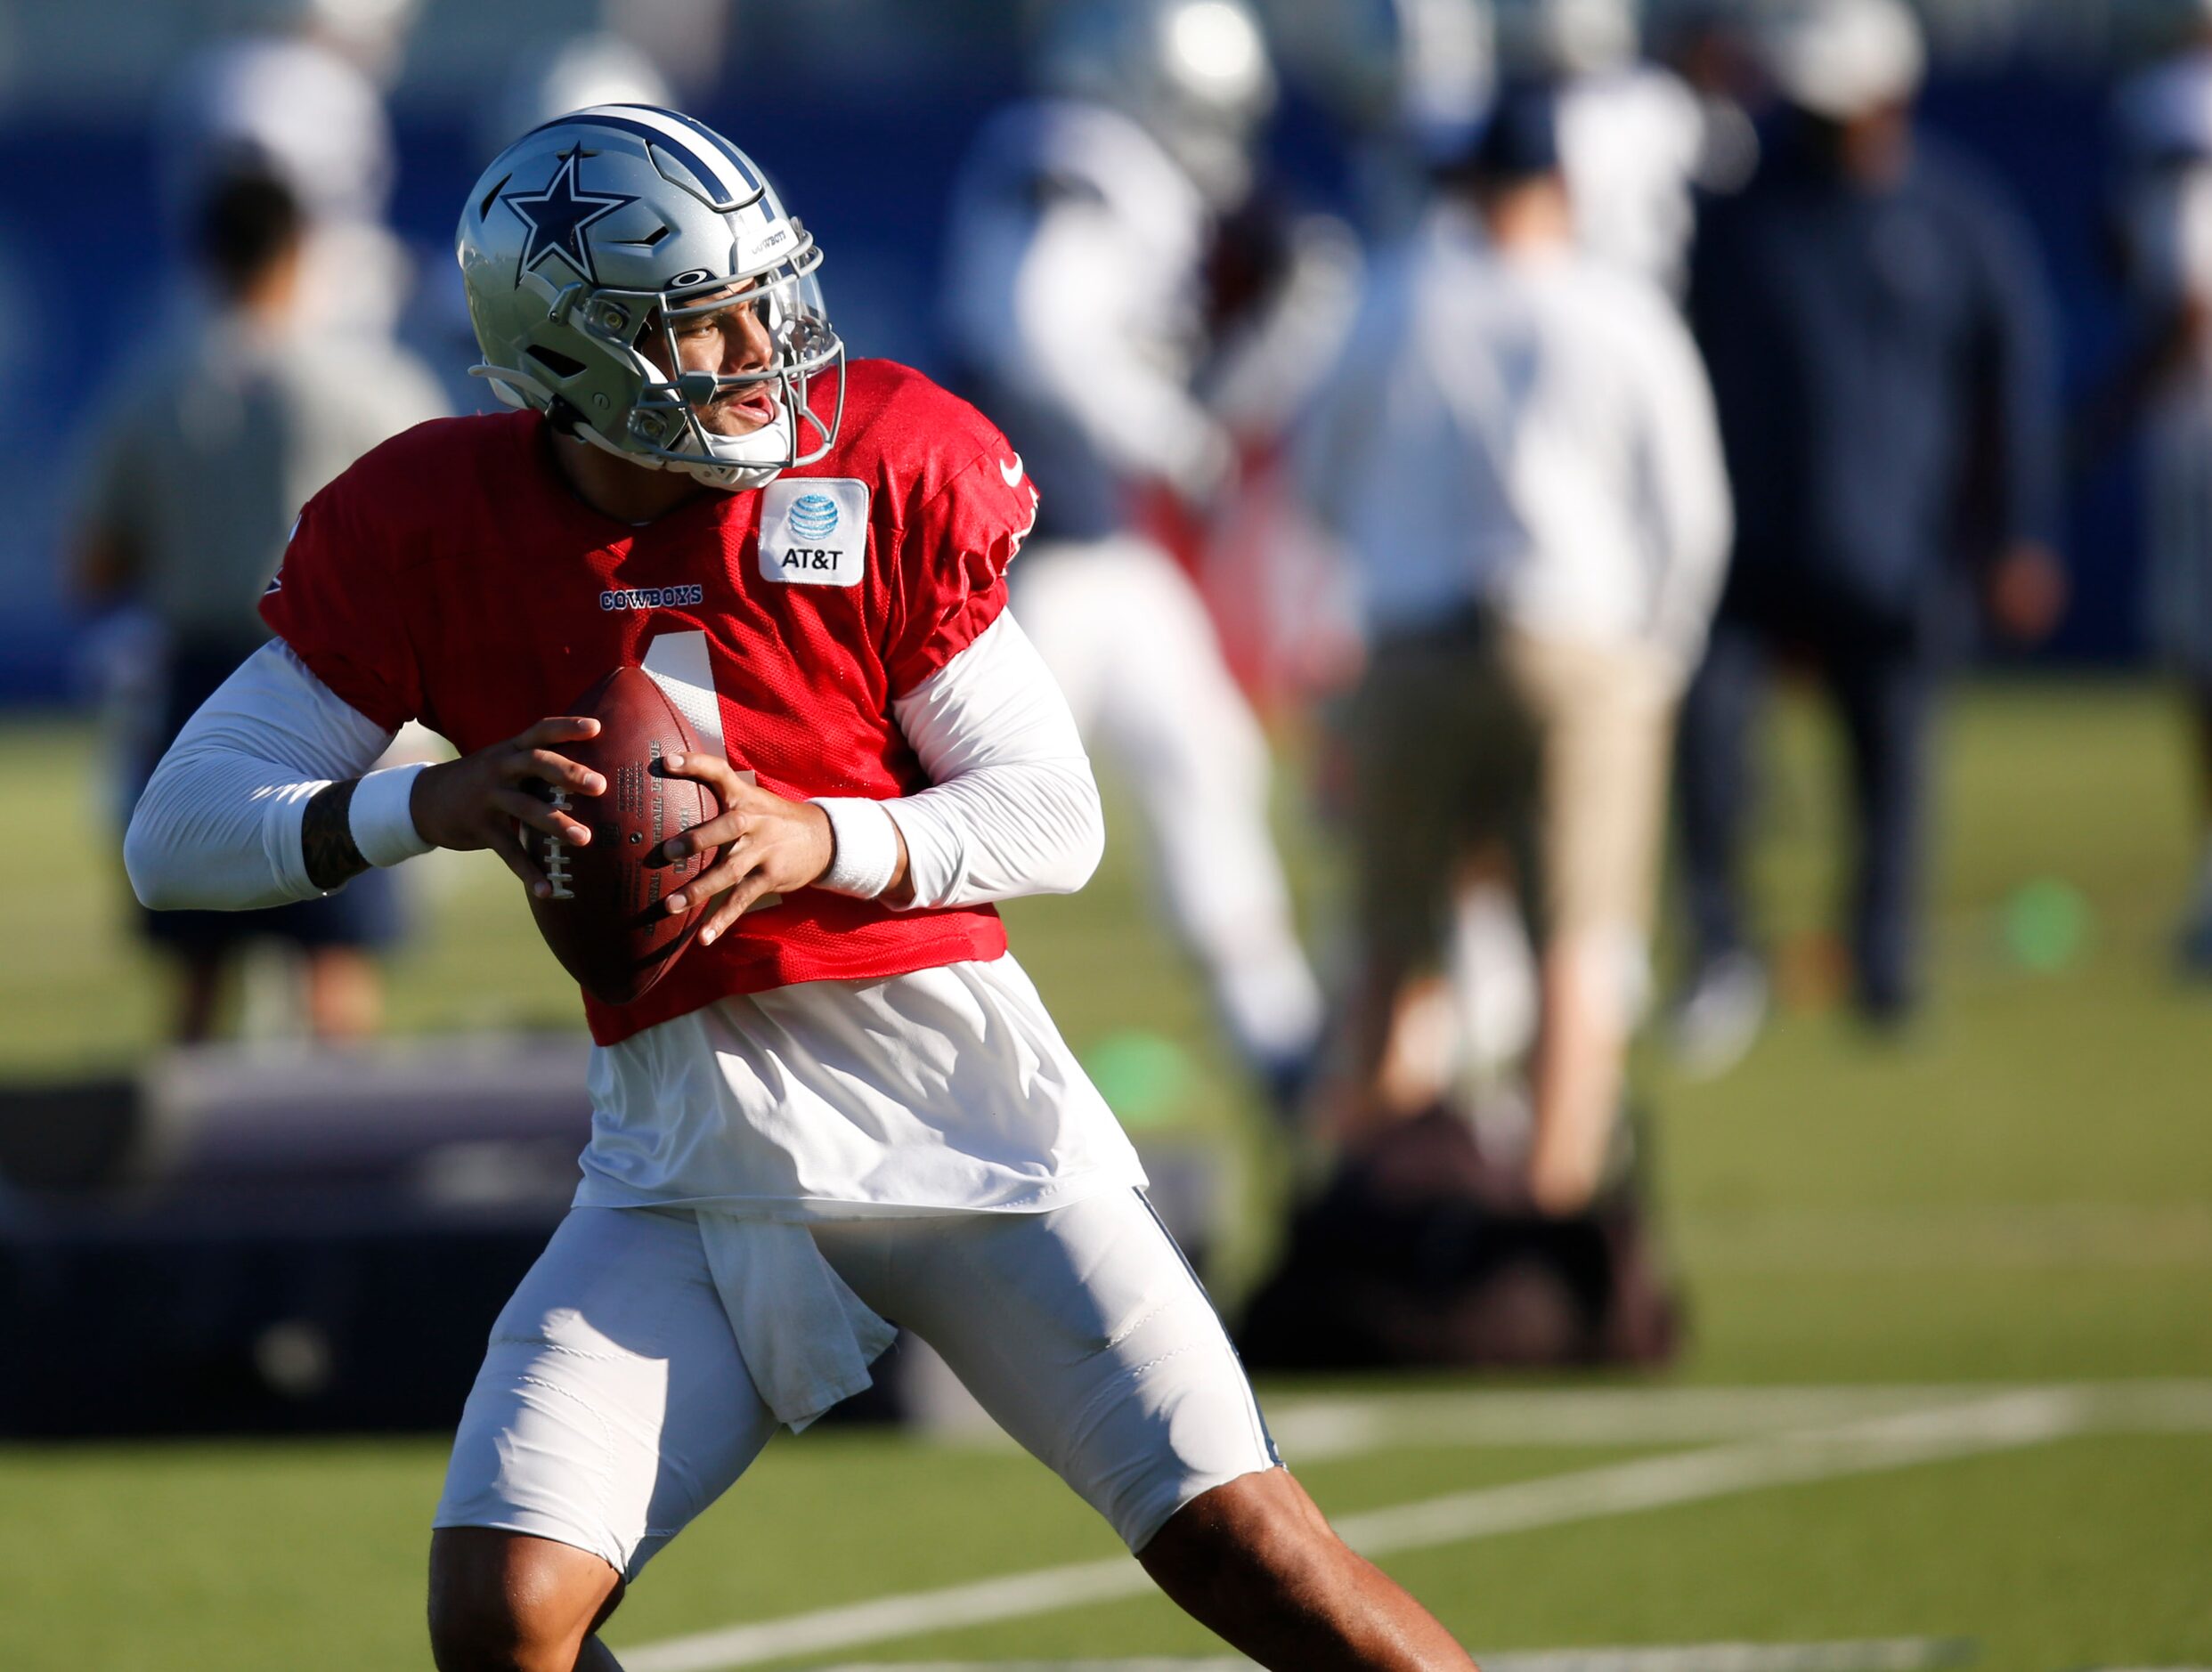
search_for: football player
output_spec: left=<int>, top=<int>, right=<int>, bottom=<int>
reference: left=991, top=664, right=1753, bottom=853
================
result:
left=155, top=0, right=419, bottom=336
left=124, top=108, right=1473, bottom=1671
left=941, top=0, right=1327, bottom=1116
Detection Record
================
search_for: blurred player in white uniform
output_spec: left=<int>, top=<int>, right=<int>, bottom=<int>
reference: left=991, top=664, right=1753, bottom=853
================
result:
left=2112, top=2, right=2212, bottom=971
left=156, top=0, right=419, bottom=339
left=943, top=0, right=1325, bottom=1109
left=1276, top=0, right=1500, bottom=237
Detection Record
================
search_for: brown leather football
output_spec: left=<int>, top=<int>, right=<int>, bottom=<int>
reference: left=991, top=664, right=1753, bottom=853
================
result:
left=522, top=665, right=720, bottom=1005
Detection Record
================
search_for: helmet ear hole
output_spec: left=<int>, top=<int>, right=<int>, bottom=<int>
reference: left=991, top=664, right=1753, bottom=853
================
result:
left=527, top=344, right=590, bottom=379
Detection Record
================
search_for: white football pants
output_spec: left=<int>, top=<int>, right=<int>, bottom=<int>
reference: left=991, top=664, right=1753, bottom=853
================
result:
left=434, top=1190, right=1280, bottom=1575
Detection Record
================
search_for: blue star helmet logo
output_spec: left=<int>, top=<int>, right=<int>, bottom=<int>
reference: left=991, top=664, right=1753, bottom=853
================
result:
left=500, top=148, right=638, bottom=288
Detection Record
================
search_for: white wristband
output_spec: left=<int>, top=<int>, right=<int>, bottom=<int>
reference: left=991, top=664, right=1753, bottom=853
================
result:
left=811, top=797, right=902, bottom=898
left=349, top=762, right=435, bottom=869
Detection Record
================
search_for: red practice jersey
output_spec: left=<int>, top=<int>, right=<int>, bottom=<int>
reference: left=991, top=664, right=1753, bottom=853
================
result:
left=262, top=360, right=1042, bottom=1044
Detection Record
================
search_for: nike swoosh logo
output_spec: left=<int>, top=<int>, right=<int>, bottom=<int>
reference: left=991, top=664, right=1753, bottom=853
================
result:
left=999, top=456, right=1024, bottom=488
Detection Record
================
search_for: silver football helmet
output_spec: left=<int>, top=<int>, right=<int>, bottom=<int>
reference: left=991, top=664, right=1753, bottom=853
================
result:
left=1494, top=0, right=1639, bottom=77
left=1040, top=0, right=1278, bottom=208
left=456, top=105, right=842, bottom=491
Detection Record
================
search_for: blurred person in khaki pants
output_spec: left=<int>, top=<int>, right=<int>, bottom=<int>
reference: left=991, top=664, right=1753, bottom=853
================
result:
left=1671, top=0, right=2065, bottom=1069
left=68, top=170, right=444, bottom=1042
left=1304, top=85, right=1731, bottom=1214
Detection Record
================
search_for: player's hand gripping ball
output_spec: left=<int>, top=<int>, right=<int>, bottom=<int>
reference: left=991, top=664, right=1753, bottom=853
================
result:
left=520, top=666, right=721, bottom=1003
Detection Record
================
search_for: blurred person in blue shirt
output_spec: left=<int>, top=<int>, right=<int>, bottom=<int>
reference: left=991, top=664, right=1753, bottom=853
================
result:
left=1670, top=0, right=2065, bottom=1068
left=68, top=169, right=444, bottom=1043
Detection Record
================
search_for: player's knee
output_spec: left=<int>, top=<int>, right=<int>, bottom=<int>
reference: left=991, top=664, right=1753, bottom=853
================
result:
left=428, top=1529, right=619, bottom=1672
left=1143, top=1469, right=1344, bottom=1615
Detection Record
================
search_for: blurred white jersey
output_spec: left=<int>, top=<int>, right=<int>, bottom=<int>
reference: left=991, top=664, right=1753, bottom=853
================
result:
left=159, top=36, right=394, bottom=225
left=2118, top=48, right=2212, bottom=675
left=157, top=35, right=409, bottom=337
left=943, top=96, right=1322, bottom=1085
left=1557, top=64, right=1706, bottom=296
left=943, top=97, right=1229, bottom=525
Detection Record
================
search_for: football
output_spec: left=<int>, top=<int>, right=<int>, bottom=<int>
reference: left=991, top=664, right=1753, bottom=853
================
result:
left=523, top=665, right=720, bottom=1005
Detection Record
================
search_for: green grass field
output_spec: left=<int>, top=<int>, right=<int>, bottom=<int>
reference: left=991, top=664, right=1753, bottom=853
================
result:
left=4, top=680, right=2210, bottom=1670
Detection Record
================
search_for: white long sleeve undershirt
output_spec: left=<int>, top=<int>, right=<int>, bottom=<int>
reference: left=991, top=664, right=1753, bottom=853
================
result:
left=123, top=610, right=1103, bottom=913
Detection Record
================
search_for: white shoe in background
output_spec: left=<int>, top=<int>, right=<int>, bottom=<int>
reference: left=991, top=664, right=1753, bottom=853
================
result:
left=1670, top=951, right=1769, bottom=1078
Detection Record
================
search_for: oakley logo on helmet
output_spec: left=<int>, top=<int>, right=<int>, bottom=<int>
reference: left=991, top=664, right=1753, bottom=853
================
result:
left=664, top=268, right=713, bottom=288
left=787, top=493, right=840, bottom=540
left=500, top=148, right=638, bottom=288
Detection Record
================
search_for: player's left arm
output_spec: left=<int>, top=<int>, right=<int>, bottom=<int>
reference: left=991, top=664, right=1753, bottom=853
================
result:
left=869, top=606, right=1103, bottom=909
left=656, top=408, right=1094, bottom=937
left=657, top=610, right=1102, bottom=937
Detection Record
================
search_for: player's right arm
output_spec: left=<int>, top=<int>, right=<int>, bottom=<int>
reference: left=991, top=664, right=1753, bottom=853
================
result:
left=127, top=437, right=612, bottom=909
left=124, top=638, right=606, bottom=909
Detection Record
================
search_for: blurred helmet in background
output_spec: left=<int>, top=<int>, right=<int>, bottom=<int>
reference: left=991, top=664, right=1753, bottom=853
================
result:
left=226, top=0, right=422, bottom=82
left=159, top=32, right=394, bottom=229
left=1494, top=0, right=1639, bottom=77
left=482, top=33, right=677, bottom=163
left=1761, top=0, right=1925, bottom=119
left=1039, top=0, right=1279, bottom=207
left=456, top=106, right=843, bottom=491
left=1277, top=0, right=1496, bottom=161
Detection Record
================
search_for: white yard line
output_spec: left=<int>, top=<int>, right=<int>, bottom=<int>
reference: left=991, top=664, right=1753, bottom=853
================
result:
left=803, top=1641, right=1968, bottom=1672
left=1473, top=1643, right=1972, bottom=1671
left=621, top=1384, right=2212, bottom=1672
left=806, top=1663, right=1253, bottom=1672
left=624, top=1557, right=1153, bottom=1672
left=1327, top=1390, right=2080, bottom=1556
left=1267, top=1380, right=2212, bottom=1463
left=1264, top=1385, right=1978, bottom=1461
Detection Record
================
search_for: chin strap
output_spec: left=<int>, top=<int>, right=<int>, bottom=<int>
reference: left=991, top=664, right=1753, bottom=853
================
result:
left=469, top=361, right=550, bottom=410
left=688, top=402, right=798, bottom=491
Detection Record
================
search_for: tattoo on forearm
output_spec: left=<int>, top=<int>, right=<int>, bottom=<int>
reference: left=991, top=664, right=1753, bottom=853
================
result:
left=301, top=779, right=371, bottom=891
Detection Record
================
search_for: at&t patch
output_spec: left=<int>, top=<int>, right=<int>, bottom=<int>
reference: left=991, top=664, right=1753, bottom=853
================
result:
left=760, top=478, right=868, bottom=588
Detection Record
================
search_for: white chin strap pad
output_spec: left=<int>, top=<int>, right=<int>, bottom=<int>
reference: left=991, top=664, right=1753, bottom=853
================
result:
left=677, top=404, right=796, bottom=491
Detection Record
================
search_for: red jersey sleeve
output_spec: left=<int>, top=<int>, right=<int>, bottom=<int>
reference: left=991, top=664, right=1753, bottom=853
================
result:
left=883, top=442, right=1041, bottom=694
left=258, top=470, right=423, bottom=734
